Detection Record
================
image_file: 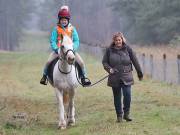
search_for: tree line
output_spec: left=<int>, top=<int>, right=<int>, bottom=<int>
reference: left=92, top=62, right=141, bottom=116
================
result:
left=111, top=0, right=180, bottom=44
left=0, top=0, right=180, bottom=51
left=36, top=0, right=180, bottom=46
left=0, top=0, right=34, bottom=50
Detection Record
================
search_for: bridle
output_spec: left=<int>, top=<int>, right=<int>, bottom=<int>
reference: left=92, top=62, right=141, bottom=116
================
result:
left=58, top=45, right=75, bottom=74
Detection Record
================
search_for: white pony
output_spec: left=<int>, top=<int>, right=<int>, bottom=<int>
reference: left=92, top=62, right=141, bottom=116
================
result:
left=47, top=35, right=78, bottom=129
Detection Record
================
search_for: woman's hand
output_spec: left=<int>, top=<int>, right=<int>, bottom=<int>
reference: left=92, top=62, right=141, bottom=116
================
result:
left=110, top=68, right=119, bottom=74
left=137, top=71, right=143, bottom=81
left=110, top=68, right=114, bottom=74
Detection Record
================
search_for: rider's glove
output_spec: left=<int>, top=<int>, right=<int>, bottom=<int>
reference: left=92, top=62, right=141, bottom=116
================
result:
left=137, top=71, right=143, bottom=81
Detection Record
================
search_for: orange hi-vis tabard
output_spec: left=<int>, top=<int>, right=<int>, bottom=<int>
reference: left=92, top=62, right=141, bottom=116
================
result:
left=56, top=25, right=74, bottom=47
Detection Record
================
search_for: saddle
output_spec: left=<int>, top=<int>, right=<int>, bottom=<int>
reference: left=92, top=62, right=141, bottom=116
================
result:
left=47, top=58, right=58, bottom=85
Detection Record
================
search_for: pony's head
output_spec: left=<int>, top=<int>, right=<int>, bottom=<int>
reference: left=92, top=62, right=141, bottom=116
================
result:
left=59, top=35, right=75, bottom=65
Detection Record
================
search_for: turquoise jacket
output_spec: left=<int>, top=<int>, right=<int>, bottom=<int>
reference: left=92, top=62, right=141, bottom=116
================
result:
left=50, top=23, right=80, bottom=52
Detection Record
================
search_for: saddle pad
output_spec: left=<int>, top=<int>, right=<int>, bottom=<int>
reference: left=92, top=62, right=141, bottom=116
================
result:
left=47, top=58, right=59, bottom=85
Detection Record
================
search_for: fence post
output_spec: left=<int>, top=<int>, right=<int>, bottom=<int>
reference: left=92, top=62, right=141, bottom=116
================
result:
left=177, top=54, right=180, bottom=84
left=150, top=54, right=154, bottom=78
left=142, top=53, right=145, bottom=74
left=163, top=54, right=167, bottom=82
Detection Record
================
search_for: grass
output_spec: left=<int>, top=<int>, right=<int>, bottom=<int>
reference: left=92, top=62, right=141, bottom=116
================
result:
left=0, top=31, right=179, bottom=135
left=17, top=30, right=50, bottom=52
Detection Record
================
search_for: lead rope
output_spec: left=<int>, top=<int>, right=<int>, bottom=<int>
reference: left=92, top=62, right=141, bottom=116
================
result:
left=85, top=74, right=109, bottom=87
left=75, top=64, right=110, bottom=87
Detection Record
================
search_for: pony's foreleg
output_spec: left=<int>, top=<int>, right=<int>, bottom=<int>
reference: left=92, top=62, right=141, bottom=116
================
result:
left=55, top=88, right=66, bottom=129
left=67, top=89, right=75, bottom=126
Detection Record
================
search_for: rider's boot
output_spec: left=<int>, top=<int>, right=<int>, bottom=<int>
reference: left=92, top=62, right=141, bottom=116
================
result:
left=75, top=62, right=91, bottom=87
left=81, top=77, right=91, bottom=87
left=40, top=74, right=48, bottom=85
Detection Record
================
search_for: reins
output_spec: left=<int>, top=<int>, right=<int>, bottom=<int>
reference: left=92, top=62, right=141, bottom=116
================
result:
left=58, top=60, right=72, bottom=74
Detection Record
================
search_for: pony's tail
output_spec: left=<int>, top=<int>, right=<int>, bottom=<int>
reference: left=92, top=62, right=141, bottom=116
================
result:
left=63, top=93, right=69, bottom=104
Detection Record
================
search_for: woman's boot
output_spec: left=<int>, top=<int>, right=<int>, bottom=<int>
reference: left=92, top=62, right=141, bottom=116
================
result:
left=123, top=112, right=132, bottom=121
left=116, top=116, right=123, bottom=123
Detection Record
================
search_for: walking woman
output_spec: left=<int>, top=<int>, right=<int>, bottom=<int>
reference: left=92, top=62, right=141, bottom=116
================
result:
left=102, top=32, right=143, bottom=122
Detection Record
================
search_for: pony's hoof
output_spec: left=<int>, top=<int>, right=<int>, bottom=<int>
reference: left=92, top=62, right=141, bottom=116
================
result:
left=67, top=119, right=75, bottom=126
left=58, top=123, right=66, bottom=130
left=68, top=121, right=75, bottom=126
left=58, top=125, right=66, bottom=130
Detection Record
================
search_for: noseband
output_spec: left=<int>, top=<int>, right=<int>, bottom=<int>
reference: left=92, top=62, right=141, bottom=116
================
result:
left=60, top=46, right=75, bottom=59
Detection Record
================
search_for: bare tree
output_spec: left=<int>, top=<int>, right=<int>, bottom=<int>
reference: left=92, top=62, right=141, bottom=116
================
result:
left=0, top=0, right=34, bottom=51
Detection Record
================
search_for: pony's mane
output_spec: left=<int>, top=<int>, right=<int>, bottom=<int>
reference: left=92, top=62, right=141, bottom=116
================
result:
left=62, top=35, right=73, bottom=46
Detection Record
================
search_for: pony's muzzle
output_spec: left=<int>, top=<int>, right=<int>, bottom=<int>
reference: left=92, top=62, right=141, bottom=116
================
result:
left=67, top=57, right=75, bottom=65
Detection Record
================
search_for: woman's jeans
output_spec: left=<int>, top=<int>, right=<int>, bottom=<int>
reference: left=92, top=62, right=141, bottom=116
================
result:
left=112, top=85, right=131, bottom=117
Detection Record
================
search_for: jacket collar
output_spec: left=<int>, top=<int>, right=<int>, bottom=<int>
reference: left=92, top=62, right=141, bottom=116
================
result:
left=110, top=43, right=127, bottom=50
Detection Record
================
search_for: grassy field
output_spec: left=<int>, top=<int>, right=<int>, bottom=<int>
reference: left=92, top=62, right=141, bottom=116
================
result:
left=0, top=32, right=180, bottom=135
